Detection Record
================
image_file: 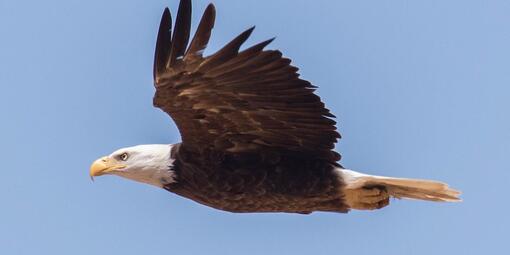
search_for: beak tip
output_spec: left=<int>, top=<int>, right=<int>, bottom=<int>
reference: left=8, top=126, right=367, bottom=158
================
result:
left=90, top=156, right=108, bottom=181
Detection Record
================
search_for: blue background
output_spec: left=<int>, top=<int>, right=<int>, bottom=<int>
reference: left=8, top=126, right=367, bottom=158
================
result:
left=1, top=0, right=507, bottom=254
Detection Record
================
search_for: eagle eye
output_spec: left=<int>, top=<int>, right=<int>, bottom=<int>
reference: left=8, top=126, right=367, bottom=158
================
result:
left=119, top=152, right=129, bottom=161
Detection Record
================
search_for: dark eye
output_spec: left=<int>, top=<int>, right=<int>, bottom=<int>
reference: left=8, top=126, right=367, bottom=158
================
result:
left=119, top=153, right=129, bottom=161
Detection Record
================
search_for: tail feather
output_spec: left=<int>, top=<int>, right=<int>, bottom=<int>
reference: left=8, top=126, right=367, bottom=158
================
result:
left=341, top=169, right=461, bottom=202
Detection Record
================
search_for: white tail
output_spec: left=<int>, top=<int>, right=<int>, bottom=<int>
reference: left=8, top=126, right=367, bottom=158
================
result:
left=340, top=169, right=461, bottom=202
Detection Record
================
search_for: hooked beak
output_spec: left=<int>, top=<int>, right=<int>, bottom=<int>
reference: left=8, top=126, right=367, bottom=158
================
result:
left=89, top=156, right=126, bottom=181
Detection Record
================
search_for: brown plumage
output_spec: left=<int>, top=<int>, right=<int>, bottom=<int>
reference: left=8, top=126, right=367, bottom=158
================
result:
left=153, top=1, right=340, bottom=163
left=153, top=0, right=348, bottom=213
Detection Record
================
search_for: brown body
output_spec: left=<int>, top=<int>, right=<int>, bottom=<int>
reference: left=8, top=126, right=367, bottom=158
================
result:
left=151, top=1, right=350, bottom=213
left=165, top=144, right=348, bottom=214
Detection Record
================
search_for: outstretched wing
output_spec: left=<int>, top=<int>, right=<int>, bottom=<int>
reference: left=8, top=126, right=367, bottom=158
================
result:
left=153, top=0, right=341, bottom=163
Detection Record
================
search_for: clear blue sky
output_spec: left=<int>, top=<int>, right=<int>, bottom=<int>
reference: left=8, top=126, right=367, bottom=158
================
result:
left=1, top=0, right=508, bottom=254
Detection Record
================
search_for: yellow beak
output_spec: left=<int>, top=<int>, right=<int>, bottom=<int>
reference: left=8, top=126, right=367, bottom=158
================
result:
left=89, top=156, right=126, bottom=181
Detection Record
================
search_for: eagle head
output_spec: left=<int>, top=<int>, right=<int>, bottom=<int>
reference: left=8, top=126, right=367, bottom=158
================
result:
left=90, top=144, right=176, bottom=187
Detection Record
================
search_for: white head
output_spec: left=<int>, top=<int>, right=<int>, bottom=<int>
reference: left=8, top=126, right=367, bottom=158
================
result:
left=89, top=144, right=176, bottom=187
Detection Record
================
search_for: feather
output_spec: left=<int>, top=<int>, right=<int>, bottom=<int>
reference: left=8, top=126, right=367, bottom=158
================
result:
left=153, top=8, right=172, bottom=80
left=168, top=0, right=192, bottom=67
left=341, top=169, right=461, bottom=202
left=198, top=26, right=255, bottom=72
left=185, top=4, right=216, bottom=60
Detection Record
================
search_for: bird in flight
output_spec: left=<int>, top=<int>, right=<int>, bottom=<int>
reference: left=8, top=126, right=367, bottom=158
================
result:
left=90, top=0, right=460, bottom=214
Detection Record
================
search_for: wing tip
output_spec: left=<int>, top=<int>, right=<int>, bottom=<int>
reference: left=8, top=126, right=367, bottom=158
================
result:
left=260, top=37, right=276, bottom=48
left=206, top=3, right=216, bottom=12
left=169, top=0, right=193, bottom=65
left=154, top=7, right=173, bottom=81
left=159, top=7, right=172, bottom=29
left=247, top=25, right=256, bottom=34
left=239, top=26, right=256, bottom=40
left=184, top=1, right=217, bottom=58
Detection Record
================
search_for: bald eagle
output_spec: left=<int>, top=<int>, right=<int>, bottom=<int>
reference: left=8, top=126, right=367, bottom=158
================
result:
left=90, top=0, right=460, bottom=214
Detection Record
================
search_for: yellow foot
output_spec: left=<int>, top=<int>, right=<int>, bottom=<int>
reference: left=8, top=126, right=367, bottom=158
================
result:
left=344, top=186, right=390, bottom=210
